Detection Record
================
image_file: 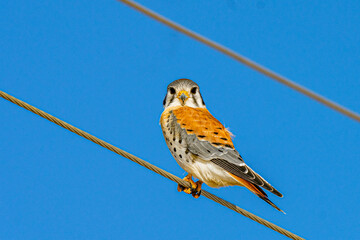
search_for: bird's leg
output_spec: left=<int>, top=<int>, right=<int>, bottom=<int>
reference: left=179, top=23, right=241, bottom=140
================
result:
left=177, top=174, right=193, bottom=193
left=192, top=181, right=202, bottom=199
left=177, top=174, right=202, bottom=198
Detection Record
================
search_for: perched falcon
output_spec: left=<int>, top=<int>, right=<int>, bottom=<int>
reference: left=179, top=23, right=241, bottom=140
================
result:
left=160, top=78, right=284, bottom=212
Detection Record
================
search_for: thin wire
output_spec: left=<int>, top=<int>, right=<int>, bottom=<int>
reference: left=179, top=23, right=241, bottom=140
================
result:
left=0, top=90, right=305, bottom=240
left=118, top=0, right=360, bottom=123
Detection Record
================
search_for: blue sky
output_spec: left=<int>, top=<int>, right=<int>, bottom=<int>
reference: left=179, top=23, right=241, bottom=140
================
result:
left=1, top=1, right=360, bottom=239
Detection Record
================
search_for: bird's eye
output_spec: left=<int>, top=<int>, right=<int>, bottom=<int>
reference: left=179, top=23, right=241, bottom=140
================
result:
left=169, top=87, right=176, bottom=94
left=191, top=87, right=197, bottom=94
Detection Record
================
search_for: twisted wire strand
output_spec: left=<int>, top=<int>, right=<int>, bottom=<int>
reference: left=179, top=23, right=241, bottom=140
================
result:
left=0, top=91, right=305, bottom=240
left=118, top=0, right=360, bottom=123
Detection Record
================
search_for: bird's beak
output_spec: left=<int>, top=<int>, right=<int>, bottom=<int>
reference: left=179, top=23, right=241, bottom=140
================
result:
left=178, top=90, right=189, bottom=105
left=180, top=93, right=187, bottom=102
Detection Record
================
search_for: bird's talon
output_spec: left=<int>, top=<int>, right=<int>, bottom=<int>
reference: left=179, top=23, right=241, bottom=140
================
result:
left=192, top=190, right=201, bottom=198
left=178, top=174, right=202, bottom=198
left=183, top=187, right=192, bottom=194
left=177, top=184, right=185, bottom=192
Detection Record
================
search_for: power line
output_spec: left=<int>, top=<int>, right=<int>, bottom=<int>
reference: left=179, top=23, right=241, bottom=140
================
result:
left=118, top=0, right=360, bottom=123
left=0, top=90, right=305, bottom=240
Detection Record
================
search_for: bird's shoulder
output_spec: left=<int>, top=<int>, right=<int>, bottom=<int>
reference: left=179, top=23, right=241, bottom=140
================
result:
left=170, top=106, right=234, bottom=149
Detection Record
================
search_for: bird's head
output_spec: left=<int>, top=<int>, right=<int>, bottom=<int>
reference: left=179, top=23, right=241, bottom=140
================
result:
left=163, top=79, right=206, bottom=109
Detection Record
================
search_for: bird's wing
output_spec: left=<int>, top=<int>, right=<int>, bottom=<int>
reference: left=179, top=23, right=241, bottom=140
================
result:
left=170, top=107, right=282, bottom=197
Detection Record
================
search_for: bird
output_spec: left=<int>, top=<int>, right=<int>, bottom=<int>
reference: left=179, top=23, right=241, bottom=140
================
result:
left=160, top=78, right=284, bottom=212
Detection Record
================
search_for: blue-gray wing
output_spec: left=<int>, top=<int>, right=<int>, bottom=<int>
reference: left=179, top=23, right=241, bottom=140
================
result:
left=170, top=111, right=282, bottom=197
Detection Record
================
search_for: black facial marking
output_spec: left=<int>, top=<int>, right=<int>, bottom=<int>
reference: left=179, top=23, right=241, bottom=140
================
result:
left=192, top=97, right=200, bottom=107
left=220, top=137, right=228, bottom=140
left=167, top=95, right=175, bottom=106
left=213, top=132, right=219, bottom=135
left=198, top=135, right=206, bottom=138
left=199, top=92, right=205, bottom=105
left=187, top=129, right=194, bottom=132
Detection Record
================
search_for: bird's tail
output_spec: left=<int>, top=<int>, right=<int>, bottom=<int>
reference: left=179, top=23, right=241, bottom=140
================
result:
left=257, top=194, right=285, bottom=214
left=228, top=172, right=285, bottom=214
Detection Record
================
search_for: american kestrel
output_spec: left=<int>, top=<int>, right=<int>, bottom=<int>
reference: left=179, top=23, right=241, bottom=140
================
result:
left=160, top=79, right=283, bottom=212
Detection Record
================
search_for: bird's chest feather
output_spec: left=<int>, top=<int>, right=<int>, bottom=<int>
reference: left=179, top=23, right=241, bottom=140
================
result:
left=160, top=108, right=195, bottom=172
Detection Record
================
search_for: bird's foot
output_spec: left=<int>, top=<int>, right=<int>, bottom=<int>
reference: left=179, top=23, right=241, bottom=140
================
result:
left=177, top=174, right=202, bottom=199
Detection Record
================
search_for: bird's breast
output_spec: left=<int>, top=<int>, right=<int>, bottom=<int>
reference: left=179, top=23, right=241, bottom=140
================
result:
left=160, top=107, right=195, bottom=172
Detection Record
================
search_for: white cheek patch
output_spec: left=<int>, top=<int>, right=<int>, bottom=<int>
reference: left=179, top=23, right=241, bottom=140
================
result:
left=167, top=98, right=182, bottom=108
left=185, top=98, right=202, bottom=108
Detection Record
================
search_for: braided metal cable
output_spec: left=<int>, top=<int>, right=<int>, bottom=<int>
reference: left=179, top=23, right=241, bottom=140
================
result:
left=118, top=0, right=360, bottom=123
left=1, top=91, right=305, bottom=240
